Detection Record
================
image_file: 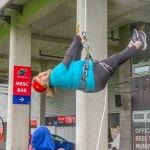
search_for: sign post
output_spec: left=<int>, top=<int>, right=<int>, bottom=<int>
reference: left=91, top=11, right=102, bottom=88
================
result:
left=13, top=66, right=31, bottom=104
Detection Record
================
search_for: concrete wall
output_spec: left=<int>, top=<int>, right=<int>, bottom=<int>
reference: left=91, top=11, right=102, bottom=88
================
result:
left=119, top=25, right=132, bottom=150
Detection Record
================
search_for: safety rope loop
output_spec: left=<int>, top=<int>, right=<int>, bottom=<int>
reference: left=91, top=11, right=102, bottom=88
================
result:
left=82, top=31, right=87, bottom=41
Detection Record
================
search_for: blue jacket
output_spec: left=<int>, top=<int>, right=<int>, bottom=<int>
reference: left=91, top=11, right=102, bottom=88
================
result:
left=31, top=126, right=55, bottom=150
left=50, top=60, right=95, bottom=92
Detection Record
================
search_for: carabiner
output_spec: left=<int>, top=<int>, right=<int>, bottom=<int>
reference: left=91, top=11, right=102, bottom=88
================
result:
left=82, top=31, right=87, bottom=41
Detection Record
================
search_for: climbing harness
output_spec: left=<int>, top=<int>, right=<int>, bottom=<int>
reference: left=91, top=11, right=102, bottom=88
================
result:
left=79, top=31, right=90, bottom=91
left=79, top=31, right=96, bottom=91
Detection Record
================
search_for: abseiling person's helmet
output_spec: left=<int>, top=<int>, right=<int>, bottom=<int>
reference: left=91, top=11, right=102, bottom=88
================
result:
left=32, top=77, right=47, bottom=92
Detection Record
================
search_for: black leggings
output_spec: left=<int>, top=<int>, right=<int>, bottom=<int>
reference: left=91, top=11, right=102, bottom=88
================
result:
left=62, top=35, right=137, bottom=92
left=63, top=35, right=83, bottom=67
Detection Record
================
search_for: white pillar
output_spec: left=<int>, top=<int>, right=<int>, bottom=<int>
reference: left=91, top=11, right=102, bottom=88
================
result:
left=76, top=92, right=88, bottom=150
left=76, top=0, right=107, bottom=150
left=76, top=0, right=88, bottom=149
left=37, top=92, right=46, bottom=126
left=6, top=11, right=31, bottom=150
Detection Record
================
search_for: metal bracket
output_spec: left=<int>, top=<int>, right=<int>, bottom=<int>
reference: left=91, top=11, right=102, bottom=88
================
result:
left=39, top=50, right=63, bottom=59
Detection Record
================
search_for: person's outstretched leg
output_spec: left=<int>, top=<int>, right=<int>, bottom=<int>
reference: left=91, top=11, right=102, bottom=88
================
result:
left=100, top=29, right=146, bottom=75
left=101, top=41, right=141, bottom=74
left=62, top=35, right=83, bottom=68
left=93, top=29, right=146, bottom=92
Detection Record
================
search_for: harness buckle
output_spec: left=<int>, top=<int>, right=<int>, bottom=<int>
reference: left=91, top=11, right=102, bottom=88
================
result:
left=81, top=65, right=88, bottom=82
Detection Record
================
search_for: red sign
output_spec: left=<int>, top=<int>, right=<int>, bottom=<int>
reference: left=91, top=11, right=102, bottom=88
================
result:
left=13, top=66, right=31, bottom=96
left=0, top=128, right=4, bottom=142
left=57, top=116, right=65, bottom=123
left=30, top=120, right=37, bottom=127
left=65, top=116, right=73, bottom=124
left=72, top=116, right=76, bottom=123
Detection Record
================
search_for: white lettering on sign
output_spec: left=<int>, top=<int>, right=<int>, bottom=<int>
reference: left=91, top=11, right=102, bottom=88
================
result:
left=16, top=82, right=29, bottom=86
left=17, top=88, right=27, bottom=93
left=135, top=128, right=150, bottom=134
left=136, top=143, right=150, bottom=149
left=134, top=127, right=150, bottom=150
left=135, top=136, right=147, bottom=141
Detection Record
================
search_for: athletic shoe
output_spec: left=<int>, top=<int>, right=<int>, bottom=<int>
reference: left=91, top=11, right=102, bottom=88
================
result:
left=138, top=30, right=147, bottom=50
left=130, top=29, right=138, bottom=43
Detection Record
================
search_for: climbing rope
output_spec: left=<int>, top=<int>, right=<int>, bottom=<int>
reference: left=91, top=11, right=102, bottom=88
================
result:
left=95, top=89, right=107, bottom=150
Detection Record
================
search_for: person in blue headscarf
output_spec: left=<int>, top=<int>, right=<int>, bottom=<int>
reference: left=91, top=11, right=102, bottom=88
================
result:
left=31, top=126, right=55, bottom=150
left=31, top=126, right=64, bottom=150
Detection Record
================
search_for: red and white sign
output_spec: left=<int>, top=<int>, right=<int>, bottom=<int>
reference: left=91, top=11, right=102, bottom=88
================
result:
left=65, top=116, right=73, bottom=124
left=30, top=120, right=37, bottom=127
left=13, top=66, right=31, bottom=96
left=57, top=116, right=76, bottom=124
left=0, top=128, right=4, bottom=142
left=57, top=116, right=65, bottom=123
left=72, top=116, right=76, bottom=123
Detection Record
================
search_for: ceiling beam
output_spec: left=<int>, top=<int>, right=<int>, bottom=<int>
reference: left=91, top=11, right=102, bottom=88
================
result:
left=32, top=34, right=71, bottom=44
left=0, top=0, right=68, bottom=41
left=0, top=54, right=61, bottom=66
left=18, top=0, right=68, bottom=25
left=108, top=3, right=150, bottom=30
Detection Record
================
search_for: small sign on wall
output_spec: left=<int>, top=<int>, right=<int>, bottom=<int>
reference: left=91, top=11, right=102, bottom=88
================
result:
left=13, top=66, right=31, bottom=104
left=30, top=120, right=37, bottom=127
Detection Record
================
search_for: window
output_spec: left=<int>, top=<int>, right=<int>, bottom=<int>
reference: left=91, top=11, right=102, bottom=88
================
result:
left=134, top=65, right=149, bottom=74
left=132, top=62, right=150, bottom=77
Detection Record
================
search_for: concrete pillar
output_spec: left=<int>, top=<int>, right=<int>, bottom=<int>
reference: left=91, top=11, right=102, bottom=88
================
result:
left=37, top=92, right=46, bottom=126
left=119, top=25, right=132, bottom=150
left=36, top=61, right=49, bottom=126
left=6, top=12, right=31, bottom=150
left=76, top=0, right=88, bottom=149
left=76, top=0, right=107, bottom=150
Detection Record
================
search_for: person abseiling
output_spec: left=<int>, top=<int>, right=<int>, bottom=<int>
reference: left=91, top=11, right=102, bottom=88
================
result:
left=32, top=29, right=147, bottom=96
